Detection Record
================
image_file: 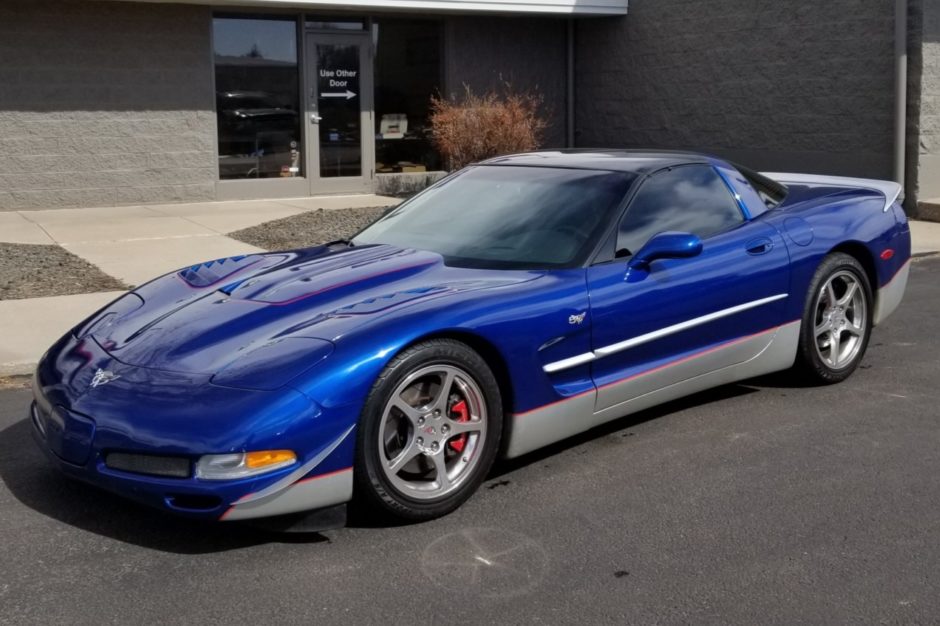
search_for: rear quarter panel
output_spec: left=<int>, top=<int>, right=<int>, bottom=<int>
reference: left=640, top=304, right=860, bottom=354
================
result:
left=763, top=190, right=910, bottom=323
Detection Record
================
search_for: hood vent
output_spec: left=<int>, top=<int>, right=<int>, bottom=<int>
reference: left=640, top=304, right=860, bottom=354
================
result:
left=177, top=255, right=263, bottom=288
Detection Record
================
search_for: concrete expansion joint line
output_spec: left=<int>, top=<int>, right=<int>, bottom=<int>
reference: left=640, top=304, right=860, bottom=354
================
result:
left=158, top=213, right=225, bottom=236
left=34, top=222, right=57, bottom=245
left=15, top=213, right=58, bottom=245
left=60, top=233, right=221, bottom=246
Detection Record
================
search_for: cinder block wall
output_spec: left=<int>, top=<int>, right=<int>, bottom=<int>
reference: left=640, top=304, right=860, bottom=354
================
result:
left=0, top=1, right=216, bottom=210
left=444, top=16, right=568, bottom=149
left=576, top=0, right=896, bottom=179
left=913, top=0, right=940, bottom=202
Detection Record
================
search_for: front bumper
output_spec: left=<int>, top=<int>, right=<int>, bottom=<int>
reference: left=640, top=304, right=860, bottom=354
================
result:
left=31, top=405, right=240, bottom=519
left=30, top=333, right=358, bottom=522
left=30, top=392, right=356, bottom=522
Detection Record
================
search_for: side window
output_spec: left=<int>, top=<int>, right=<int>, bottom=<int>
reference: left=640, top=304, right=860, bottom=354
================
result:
left=617, top=165, right=744, bottom=257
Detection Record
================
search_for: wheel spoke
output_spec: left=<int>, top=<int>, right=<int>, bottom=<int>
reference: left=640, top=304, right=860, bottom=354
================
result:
left=829, top=330, right=842, bottom=364
left=387, top=441, right=422, bottom=474
left=815, top=319, right=832, bottom=337
left=445, top=417, right=481, bottom=436
left=825, top=281, right=837, bottom=306
left=430, top=369, right=456, bottom=413
left=837, top=280, right=858, bottom=306
left=391, top=398, right=424, bottom=426
left=844, top=320, right=863, bottom=337
left=430, top=452, right=451, bottom=490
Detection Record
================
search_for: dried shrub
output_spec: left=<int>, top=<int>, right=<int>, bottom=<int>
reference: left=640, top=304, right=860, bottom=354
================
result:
left=430, top=84, right=548, bottom=170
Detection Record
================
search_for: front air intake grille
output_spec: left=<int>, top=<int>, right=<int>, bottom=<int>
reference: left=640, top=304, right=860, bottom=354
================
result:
left=105, top=452, right=191, bottom=479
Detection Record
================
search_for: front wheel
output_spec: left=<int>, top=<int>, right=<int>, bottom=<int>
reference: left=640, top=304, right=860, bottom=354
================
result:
left=354, top=339, right=503, bottom=521
left=795, top=252, right=873, bottom=384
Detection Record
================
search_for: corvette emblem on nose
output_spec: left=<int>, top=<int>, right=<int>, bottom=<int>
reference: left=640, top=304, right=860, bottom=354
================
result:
left=90, top=368, right=120, bottom=388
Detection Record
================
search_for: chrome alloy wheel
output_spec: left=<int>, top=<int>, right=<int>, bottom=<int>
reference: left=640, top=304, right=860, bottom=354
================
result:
left=813, top=270, right=867, bottom=369
left=378, top=364, right=488, bottom=500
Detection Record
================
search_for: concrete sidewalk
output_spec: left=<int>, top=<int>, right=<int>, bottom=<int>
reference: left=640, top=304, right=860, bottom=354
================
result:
left=0, top=194, right=398, bottom=286
left=0, top=194, right=399, bottom=375
left=912, top=219, right=940, bottom=256
left=1, top=209, right=937, bottom=376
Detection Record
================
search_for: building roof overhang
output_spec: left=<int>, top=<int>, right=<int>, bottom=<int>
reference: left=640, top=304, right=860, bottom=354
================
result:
left=124, top=0, right=628, bottom=16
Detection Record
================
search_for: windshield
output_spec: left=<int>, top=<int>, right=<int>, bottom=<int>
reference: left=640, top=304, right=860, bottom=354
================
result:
left=353, top=166, right=636, bottom=269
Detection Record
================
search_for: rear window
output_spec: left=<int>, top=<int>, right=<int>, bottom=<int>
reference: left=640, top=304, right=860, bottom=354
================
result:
left=733, top=163, right=788, bottom=209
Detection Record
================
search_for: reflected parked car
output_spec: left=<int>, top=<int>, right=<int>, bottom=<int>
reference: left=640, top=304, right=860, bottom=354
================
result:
left=216, top=91, right=299, bottom=178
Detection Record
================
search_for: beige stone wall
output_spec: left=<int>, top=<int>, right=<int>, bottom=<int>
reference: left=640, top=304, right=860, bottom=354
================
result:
left=0, top=0, right=216, bottom=210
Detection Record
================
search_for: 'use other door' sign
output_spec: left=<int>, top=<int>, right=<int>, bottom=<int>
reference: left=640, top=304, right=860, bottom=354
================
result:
left=320, top=68, right=358, bottom=100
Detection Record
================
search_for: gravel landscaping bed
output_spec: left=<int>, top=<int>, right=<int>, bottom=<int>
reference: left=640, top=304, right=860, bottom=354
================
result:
left=229, top=206, right=389, bottom=251
left=0, top=243, right=126, bottom=301
left=0, top=375, right=30, bottom=390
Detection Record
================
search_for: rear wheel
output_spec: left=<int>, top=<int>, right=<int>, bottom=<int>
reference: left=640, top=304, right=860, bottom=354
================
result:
left=355, top=339, right=502, bottom=521
left=795, top=253, right=872, bottom=383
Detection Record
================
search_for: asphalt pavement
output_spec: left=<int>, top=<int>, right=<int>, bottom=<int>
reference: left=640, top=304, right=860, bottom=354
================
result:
left=2, top=257, right=939, bottom=625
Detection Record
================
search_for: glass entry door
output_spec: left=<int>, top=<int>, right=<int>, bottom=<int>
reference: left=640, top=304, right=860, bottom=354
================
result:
left=305, top=32, right=374, bottom=194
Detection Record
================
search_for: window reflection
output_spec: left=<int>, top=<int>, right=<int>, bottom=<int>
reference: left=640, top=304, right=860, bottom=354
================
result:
left=373, top=20, right=442, bottom=174
left=617, top=165, right=744, bottom=256
left=306, top=18, right=365, bottom=30
left=213, top=17, right=302, bottom=179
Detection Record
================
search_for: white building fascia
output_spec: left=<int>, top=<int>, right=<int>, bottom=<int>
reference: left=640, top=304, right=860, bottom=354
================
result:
left=121, top=0, right=628, bottom=16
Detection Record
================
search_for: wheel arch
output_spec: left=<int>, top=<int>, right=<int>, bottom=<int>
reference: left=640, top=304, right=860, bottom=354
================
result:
left=827, top=240, right=878, bottom=299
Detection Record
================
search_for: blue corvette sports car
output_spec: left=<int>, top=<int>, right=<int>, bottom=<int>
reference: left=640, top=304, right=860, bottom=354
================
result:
left=31, top=150, right=911, bottom=527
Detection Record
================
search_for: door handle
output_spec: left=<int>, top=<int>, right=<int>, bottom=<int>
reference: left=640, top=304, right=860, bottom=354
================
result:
left=310, top=114, right=323, bottom=123
left=745, top=237, right=773, bottom=255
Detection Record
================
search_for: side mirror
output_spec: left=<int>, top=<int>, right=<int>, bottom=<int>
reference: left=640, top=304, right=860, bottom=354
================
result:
left=628, top=231, right=702, bottom=270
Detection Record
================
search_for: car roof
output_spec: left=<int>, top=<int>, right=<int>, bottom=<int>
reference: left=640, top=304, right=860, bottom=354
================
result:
left=479, top=149, right=714, bottom=175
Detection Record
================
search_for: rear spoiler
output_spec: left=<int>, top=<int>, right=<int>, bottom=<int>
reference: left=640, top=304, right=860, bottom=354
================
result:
left=761, top=172, right=903, bottom=212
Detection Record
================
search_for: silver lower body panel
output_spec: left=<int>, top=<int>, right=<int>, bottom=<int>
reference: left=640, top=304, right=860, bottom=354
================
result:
left=505, top=321, right=801, bottom=459
left=221, top=468, right=353, bottom=521
left=873, top=260, right=910, bottom=326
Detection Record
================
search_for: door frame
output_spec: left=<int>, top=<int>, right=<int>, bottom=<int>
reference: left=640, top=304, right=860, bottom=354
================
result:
left=303, top=30, right=375, bottom=195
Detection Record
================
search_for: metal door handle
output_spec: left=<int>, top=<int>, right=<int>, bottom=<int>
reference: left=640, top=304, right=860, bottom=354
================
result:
left=310, top=114, right=323, bottom=123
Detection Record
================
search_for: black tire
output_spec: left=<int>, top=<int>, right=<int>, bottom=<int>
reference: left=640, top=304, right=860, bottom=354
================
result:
left=354, top=339, right=503, bottom=521
left=794, top=252, right=873, bottom=384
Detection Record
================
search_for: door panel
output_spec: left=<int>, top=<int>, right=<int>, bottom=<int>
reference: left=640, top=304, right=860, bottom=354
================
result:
left=305, top=33, right=373, bottom=194
left=588, top=220, right=790, bottom=413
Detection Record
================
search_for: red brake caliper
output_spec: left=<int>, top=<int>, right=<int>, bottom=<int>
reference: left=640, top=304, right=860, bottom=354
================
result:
left=448, top=399, right=469, bottom=453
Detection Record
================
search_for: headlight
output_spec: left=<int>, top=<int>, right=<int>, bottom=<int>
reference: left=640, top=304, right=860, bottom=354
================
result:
left=73, top=293, right=144, bottom=339
left=195, top=450, right=297, bottom=480
left=210, top=337, right=334, bottom=391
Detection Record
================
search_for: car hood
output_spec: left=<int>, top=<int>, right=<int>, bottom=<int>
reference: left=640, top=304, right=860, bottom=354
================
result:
left=84, top=244, right=539, bottom=376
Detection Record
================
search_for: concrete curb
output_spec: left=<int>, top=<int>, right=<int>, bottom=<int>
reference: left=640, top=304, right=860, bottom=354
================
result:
left=917, top=200, right=940, bottom=223
left=911, top=220, right=940, bottom=257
